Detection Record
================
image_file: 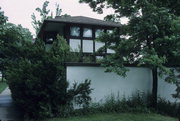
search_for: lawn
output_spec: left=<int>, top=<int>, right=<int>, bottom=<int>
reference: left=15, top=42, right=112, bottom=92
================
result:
left=44, top=113, right=178, bottom=121
left=0, top=81, right=7, bottom=94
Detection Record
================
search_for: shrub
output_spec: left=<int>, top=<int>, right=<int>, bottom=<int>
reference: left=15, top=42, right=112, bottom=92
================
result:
left=81, top=91, right=151, bottom=114
left=157, top=98, right=180, bottom=118
left=6, top=36, right=92, bottom=119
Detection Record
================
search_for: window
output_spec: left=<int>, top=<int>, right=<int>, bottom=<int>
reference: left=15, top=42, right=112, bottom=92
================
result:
left=107, top=49, right=115, bottom=53
left=69, top=39, right=81, bottom=52
left=46, top=38, right=54, bottom=43
left=83, top=40, right=93, bottom=53
left=95, top=29, right=104, bottom=38
left=96, top=56, right=104, bottom=61
left=107, top=43, right=115, bottom=53
left=45, top=33, right=56, bottom=43
left=95, top=41, right=105, bottom=52
left=107, top=29, right=113, bottom=34
left=83, top=28, right=92, bottom=37
left=70, top=27, right=80, bottom=37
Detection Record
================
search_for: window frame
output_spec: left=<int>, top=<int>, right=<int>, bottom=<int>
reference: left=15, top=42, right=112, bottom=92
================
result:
left=83, top=27, right=93, bottom=38
left=70, top=26, right=81, bottom=37
left=67, top=24, right=116, bottom=62
left=43, top=31, right=57, bottom=44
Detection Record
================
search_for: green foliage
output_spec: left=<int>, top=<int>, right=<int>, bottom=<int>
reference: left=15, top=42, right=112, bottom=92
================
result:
left=70, top=92, right=180, bottom=119
left=31, top=1, right=70, bottom=35
left=55, top=3, right=62, bottom=16
left=104, top=14, right=120, bottom=22
left=95, top=92, right=149, bottom=113
left=72, top=92, right=150, bottom=115
left=157, top=98, right=180, bottom=118
left=0, top=8, right=33, bottom=81
left=31, top=1, right=52, bottom=35
left=0, top=82, right=7, bottom=94
left=5, top=36, right=92, bottom=119
left=0, top=7, right=8, bottom=41
left=79, top=0, right=180, bottom=16
left=0, top=7, right=7, bottom=25
left=0, top=23, right=33, bottom=73
left=79, top=0, right=180, bottom=100
left=44, top=113, right=179, bottom=121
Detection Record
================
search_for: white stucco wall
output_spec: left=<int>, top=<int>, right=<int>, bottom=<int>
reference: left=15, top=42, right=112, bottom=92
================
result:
left=158, top=70, right=180, bottom=103
left=67, top=66, right=152, bottom=102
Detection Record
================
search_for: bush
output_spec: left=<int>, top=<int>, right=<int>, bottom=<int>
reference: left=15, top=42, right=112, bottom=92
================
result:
left=157, top=98, right=180, bottom=118
left=75, top=91, right=151, bottom=115
left=5, top=36, right=92, bottom=119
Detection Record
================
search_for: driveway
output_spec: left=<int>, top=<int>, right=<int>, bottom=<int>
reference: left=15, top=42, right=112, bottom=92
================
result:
left=0, top=87, right=24, bottom=121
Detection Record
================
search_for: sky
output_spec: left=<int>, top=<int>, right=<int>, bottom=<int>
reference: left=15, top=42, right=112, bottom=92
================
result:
left=0, top=0, right=127, bottom=36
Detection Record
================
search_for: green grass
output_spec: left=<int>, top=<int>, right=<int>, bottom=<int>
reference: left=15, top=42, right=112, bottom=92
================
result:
left=44, top=113, right=178, bottom=121
left=0, top=81, right=7, bottom=94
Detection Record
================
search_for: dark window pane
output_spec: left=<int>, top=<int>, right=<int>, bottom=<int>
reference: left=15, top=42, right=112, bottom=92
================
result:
left=95, top=41, right=105, bottom=52
left=95, top=29, right=104, bottom=38
left=83, top=40, right=93, bottom=53
left=83, top=28, right=92, bottom=37
left=69, top=39, right=81, bottom=52
left=70, top=27, right=80, bottom=37
left=107, top=30, right=113, bottom=34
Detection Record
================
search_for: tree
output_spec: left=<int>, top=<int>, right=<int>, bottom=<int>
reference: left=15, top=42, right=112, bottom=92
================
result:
left=31, top=1, right=52, bottom=35
left=6, top=36, right=92, bottom=119
left=0, top=7, right=8, bottom=81
left=0, top=7, right=33, bottom=82
left=79, top=0, right=180, bottom=107
left=31, top=1, right=69, bottom=36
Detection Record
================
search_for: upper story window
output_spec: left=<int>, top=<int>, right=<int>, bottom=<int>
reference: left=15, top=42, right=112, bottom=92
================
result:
left=95, top=29, right=104, bottom=38
left=46, top=38, right=54, bottom=43
left=70, top=26, right=80, bottom=37
left=107, top=29, right=113, bottom=34
left=45, top=32, right=56, bottom=44
left=83, top=28, right=92, bottom=37
left=69, top=39, right=81, bottom=52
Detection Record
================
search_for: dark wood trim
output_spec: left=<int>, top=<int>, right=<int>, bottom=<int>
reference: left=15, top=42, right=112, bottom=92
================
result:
left=65, top=62, right=150, bottom=67
left=65, top=62, right=100, bottom=67
left=164, top=64, right=180, bottom=67
left=83, top=27, right=93, bottom=38
left=44, top=20, right=120, bottom=29
left=43, top=31, right=58, bottom=44
left=66, top=61, right=180, bottom=68
left=67, top=25, right=115, bottom=61
left=65, top=62, right=180, bottom=68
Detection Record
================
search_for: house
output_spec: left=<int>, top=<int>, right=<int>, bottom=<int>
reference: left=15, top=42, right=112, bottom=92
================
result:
left=38, top=16, right=121, bottom=62
left=38, top=16, right=178, bottom=103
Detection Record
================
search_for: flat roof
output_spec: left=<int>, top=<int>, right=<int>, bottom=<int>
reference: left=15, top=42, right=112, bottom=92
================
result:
left=46, top=16, right=121, bottom=27
left=38, top=16, right=121, bottom=37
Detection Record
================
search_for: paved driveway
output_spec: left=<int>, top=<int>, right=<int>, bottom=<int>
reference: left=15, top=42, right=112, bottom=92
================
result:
left=0, top=87, right=24, bottom=121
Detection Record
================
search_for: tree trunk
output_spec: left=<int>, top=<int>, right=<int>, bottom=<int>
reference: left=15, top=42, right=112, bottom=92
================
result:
left=152, top=67, right=158, bottom=108
left=1, top=70, right=4, bottom=82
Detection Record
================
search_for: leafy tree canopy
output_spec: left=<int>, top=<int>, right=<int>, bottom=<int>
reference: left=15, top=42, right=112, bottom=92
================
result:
left=0, top=8, right=33, bottom=78
left=79, top=0, right=180, bottom=16
left=0, top=7, right=8, bottom=41
left=79, top=0, right=180, bottom=77
left=31, top=1, right=70, bottom=36
left=79, top=0, right=180, bottom=103
left=5, top=36, right=92, bottom=119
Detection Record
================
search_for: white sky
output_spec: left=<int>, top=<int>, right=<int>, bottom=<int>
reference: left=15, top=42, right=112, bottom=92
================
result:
left=0, top=0, right=128, bottom=35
